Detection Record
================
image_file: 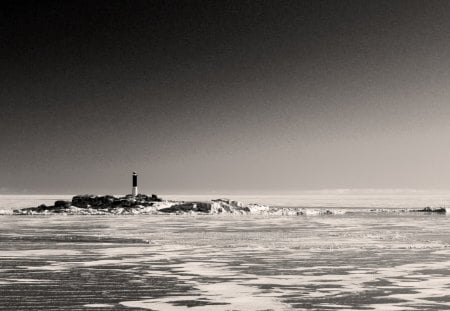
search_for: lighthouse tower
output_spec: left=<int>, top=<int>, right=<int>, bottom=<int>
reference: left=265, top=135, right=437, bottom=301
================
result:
left=132, top=172, right=138, bottom=197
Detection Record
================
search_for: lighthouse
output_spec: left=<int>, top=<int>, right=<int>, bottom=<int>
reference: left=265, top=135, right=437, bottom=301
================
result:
left=132, top=172, right=138, bottom=197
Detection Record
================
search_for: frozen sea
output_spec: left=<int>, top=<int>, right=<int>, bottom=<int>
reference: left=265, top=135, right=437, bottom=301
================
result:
left=2, top=193, right=450, bottom=310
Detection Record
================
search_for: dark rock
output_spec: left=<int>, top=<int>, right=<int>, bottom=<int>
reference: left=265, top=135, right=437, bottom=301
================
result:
left=71, top=195, right=91, bottom=208
left=413, top=207, right=446, bottom=213
left=100, top=195, right=115, bottom=207
left=112, top=199, right=122, bottom=207
left=37, top=204, right=49, bottom=211
left=195, top=202, right=211, bottom=212
left=159, top=202, right=211, bottom=213
left=151, top=194, right=161, bottom=202
left=120, top=199, right=133, bottom=207
left=54, top=200, right=71, bottom=209
left=135, top=194, right=149, bottom=201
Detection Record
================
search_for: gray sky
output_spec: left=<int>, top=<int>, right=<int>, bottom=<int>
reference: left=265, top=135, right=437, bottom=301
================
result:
left=1, top=1, right=450, bottom=194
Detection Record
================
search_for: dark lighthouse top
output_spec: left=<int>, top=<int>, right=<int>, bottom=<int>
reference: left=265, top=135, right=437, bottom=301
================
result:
left=132, top=172, right=137, bottom=187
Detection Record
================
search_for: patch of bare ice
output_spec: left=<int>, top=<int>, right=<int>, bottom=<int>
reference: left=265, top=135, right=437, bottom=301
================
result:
left=83, top=304, right=115, bottom=308
left=0, top=249, right=81, bottom=257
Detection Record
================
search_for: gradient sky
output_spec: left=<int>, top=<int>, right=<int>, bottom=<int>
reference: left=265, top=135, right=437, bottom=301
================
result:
left=2, top=0, right=450, bottom=194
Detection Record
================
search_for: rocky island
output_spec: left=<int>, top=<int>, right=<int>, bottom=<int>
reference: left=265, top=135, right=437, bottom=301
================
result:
left=13, top=194, right=275, bottom=215
left=12, top=193, right=448, bottom=216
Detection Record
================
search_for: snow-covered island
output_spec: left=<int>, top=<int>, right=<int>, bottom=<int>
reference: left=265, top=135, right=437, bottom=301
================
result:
left=13, top=194, right=275, bottom=215
left=11, top=193, right=449, bottom=216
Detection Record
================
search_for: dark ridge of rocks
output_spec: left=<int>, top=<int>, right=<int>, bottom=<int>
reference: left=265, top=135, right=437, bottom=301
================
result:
left=14, top=194, right=163, bottom=215
left=157, top=199, right=268, bottom=215
left=159, top=202, right=212, bottom=214
left=411, top=207, right=447, bottom=213
left=368, top=207, right=448, bottom=214
left=70, top=194, right=162, bottom=208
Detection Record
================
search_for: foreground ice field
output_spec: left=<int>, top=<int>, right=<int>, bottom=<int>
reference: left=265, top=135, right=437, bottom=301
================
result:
left=2, top=195, right=450, bottom=310
left=2, top=215, right=450, bottom=310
